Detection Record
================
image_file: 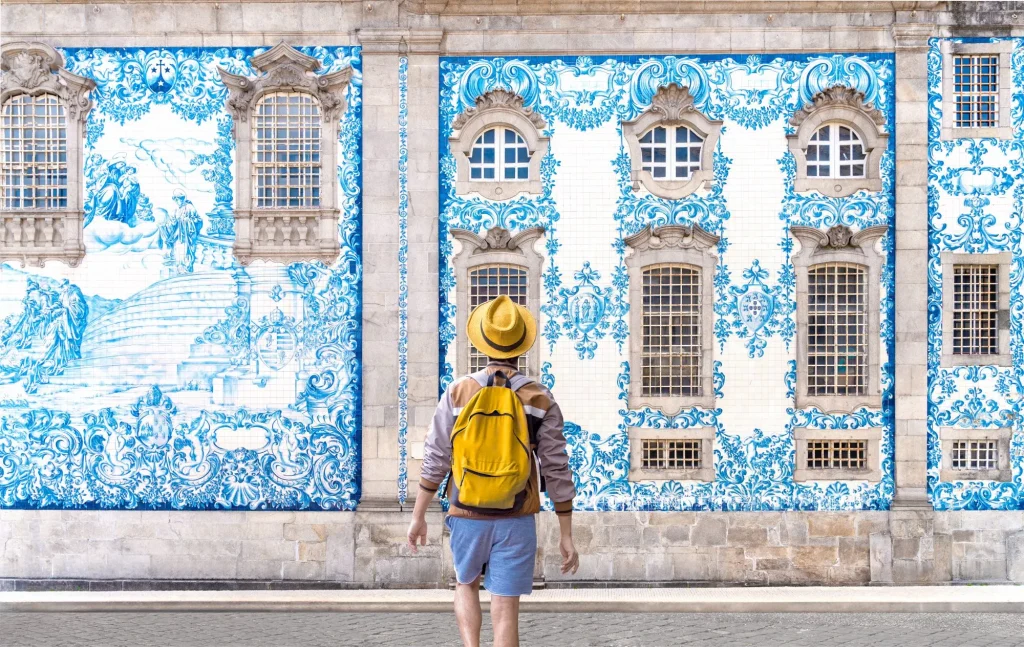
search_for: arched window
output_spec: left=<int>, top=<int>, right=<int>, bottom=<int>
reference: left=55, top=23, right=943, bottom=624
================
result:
left=638, top=126, right=704, bottom=181
left=219, top=43, right=352, bottom=265
left=788, top=86, right=888, bottom=198
left=2, top=93, right=67, bottom=210
left=468, top=126, right=530, bottom=182
left=252, top=92, right=322, bottom=209
left=806, top=124, right=867, bottom=180
left=622, top=84, right=722, bottom=200
left=0, top=42, right=93, bottom=267
left=450, top=90, right=549, bottom=201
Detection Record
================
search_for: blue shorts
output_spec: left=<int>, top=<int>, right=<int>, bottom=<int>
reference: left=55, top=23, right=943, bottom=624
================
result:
left=446, top=515, right=536, bottom=597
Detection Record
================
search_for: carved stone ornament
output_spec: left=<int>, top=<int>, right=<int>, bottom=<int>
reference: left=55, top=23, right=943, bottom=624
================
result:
left=217, top=42, right=353, bottom=128
left=786, top=84, right=889, bottom=199
left=620, top=84, right=723, bottom=200
left=789, top=85, right=885, bottom=129
left=448, top=89, right=550, bottom=201
left=623, top=223, right=721, bottom=255
left=1, top=42, right=95, bottom=268
left=450, top=226, right=546, bottom=256
left=217, top=43, right=353, bottom=265
left=648, top=83, right=699, bottom=122
left=825, top=224, right=854, bottom=249
left=451, top=88, right=547, bottom=132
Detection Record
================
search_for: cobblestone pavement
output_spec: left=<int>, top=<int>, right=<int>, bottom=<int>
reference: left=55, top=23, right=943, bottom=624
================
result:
left=5, top=612, right=1024, bottom=647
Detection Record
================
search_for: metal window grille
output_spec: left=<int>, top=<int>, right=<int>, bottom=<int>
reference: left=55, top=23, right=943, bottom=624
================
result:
left=641, top=264, right=702, bottom=397
left=468, top=127, right=529, bottom=181
left=468, top=264, right=529, bottom=374
left=952, top=265, right=999, bottom=355
left=954, top=55, right=999, bottom=128
left=806, top=263, right=868, bottom=396
left=950, top=439, right=998, bottom=471
left=806, top=440, right=867, bottom=470
left=640, top=126, right=703, bottom=180
left=806, top=124, right=866, bottom=179
left=1, top=93, right=67, bottom=210
left=640, top=439, right=702, bottom=471
left=252, top=92, right=321, bottom=209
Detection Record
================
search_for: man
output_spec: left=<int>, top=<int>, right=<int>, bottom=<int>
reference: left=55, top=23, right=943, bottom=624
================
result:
left=159, top=189, right=203, bottom=273
left=408, top=295, right=578, bottom=647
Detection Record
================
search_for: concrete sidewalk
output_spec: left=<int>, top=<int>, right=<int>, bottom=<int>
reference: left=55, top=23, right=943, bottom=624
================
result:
left=2, top=586, right=1022, bottom=613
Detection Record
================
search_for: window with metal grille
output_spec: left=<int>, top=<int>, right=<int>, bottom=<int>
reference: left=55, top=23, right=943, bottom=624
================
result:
left=468, top=127, right=530, bottom=181
left=806, top=263, right=867, bottom=396
left=468, top=264, right=529, bottom=374
left=950, top=439, right=999, bottom=471
left=640, top=439, right=702, bottom=471
left=252, top=92, right=321, bottom=209
left=639, top=126, right=703, bottom=180
left=954, top=54, right=999, bottom=128
left=1, top=93, right=67, bottom=210
left=952, top=265, right=999, bottom=355
left=641, top=264, right=702, bottom=397
left=806, top=124, right=866, bottom=179
left=806, top=440, right=867, bottom=470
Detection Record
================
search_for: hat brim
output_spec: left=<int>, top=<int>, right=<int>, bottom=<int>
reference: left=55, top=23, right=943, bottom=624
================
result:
left=466, top=301, right=537, bottom=360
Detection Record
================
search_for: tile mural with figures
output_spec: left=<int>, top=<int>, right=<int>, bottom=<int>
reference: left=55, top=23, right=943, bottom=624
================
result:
left=436, top=53, right=898, bottom=511
left=0, top=46, right=364, bottom=510
left=927, top=38, right=1024, bottom=511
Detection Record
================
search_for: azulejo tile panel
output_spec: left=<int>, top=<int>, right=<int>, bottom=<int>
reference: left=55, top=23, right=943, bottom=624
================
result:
left=927, top=38, right=1024, bottom=510
left=437, top=54, right=897, bottom=511
left=0, top=46, right=364, bottom=510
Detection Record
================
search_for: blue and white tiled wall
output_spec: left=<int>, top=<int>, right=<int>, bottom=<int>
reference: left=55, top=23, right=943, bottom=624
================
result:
left=927, top=38, right=1024, bottom=510
left=437, top=54, right=897, bottom=512
left=0, top=47, right=364, bottom=510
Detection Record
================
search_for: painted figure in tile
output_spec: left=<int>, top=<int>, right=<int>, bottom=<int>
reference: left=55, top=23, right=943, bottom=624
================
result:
left=159, top=189, right=203, bottom=274
left=408, top=295, right=578, bottom=647
left=87, top=156, right=144, bottom=227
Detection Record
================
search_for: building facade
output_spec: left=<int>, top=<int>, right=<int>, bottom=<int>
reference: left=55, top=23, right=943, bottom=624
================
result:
left=1, top=1, right=1022, bottom=586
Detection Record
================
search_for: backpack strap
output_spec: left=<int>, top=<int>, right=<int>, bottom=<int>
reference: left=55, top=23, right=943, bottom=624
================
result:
left=486, top=370, right=512, bottom=388
left=509, top=373, right=532, bottom=392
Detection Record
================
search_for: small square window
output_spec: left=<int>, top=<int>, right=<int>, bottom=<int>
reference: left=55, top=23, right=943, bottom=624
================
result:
left=939, top=428, right=1011, bottom=482
left=628, top=427, right=714, bottom=482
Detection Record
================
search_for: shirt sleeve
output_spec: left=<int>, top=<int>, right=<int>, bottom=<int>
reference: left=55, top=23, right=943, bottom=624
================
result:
left=418, top=386, right=455, bottom=492
left=535, top=400, right=576, bottom=514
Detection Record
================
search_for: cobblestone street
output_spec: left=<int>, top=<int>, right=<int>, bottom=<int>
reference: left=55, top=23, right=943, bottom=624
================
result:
left=6, top=612, right=1023, bottom=647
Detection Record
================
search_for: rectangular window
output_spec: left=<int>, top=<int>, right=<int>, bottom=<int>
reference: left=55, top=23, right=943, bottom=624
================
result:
left=952, top=265, right=999, bottom=355
left=1, top=94, right=68, bottom=210
left=640, top=439, right=702, bottom=471
left=641, top=264, right=702, bottom=397
left=950, top=439, right=998, bottom=471
left=954, top=54, right=999, bottom=128
left=468, top=264, right=528, bottom=374
left=806, top=439, right=867, bottom=471
left=806, top=263, right=867, bottom=396
left=252, top=92, right=321, bottom=209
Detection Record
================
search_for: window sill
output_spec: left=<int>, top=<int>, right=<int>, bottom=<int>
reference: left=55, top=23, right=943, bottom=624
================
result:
left=939, top=469, right=1012, bottom=483
left=627, top=394, right=716, bottom=415
left=793, top=468, right=881, bottom=483
left=793, top=393, right=882, bottom=414
left=793, top=177, right=882, bottom=198
left=940, top=353, right=1013, bottom=368
left=940, top=126, right=1013, bottom=141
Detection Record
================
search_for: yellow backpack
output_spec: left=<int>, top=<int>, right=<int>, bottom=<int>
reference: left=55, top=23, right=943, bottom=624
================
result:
left=450, top=371, right=533, bottom=512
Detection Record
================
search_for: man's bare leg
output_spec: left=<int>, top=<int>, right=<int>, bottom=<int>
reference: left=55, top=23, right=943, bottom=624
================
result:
left=490, top=593, right=521, bottom=647
left=454, top=575, right=483, bottom=647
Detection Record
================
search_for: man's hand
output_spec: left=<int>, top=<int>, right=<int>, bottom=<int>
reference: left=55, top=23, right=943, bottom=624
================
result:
left=407, top=516, right=428, bottom=553
left=559, top=534, right=579, bottom=575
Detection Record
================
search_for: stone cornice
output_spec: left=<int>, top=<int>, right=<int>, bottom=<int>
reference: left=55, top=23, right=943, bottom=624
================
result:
left=357, top=29, right=444, bottom=54
left=891, top=22, right=938, bottom=48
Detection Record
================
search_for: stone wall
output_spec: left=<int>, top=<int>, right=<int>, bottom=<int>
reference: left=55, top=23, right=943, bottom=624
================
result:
left=4, top=509, right=1024, bottom=586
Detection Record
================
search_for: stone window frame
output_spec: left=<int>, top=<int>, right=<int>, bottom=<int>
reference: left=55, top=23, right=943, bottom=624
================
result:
left=450, top=226, right=545, bottom=377
left=449, top=89, right=549, bottom=202
left=787, top=85, right=889, bottom=199
left=940, top=252, right=1012, bottom=368
left=621, top=83, right=723, bottom=200
left=1, top=41, right=94, bottom=268
left=218, top=42, right=353, bottom=265
left=624, top=224, right=720, bottom=414
left=940, top=40, right=1013, bottom=141
left=793, top=427, right=883, bottom=482
left=790, top=224, right=888, bottom=413
left=627, top=426, right=715, bottom=482
left=939, top=427, right=1012, bottom=483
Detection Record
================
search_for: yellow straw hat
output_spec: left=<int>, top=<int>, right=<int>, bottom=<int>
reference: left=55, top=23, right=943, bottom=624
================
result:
left=466, top=295, right=537, bottom=360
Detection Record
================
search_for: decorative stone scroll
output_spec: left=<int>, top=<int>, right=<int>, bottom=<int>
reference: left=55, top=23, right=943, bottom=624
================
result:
left=1, top=41, right=95, bottom=267
left=218, top=43, right=353, bottom=265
